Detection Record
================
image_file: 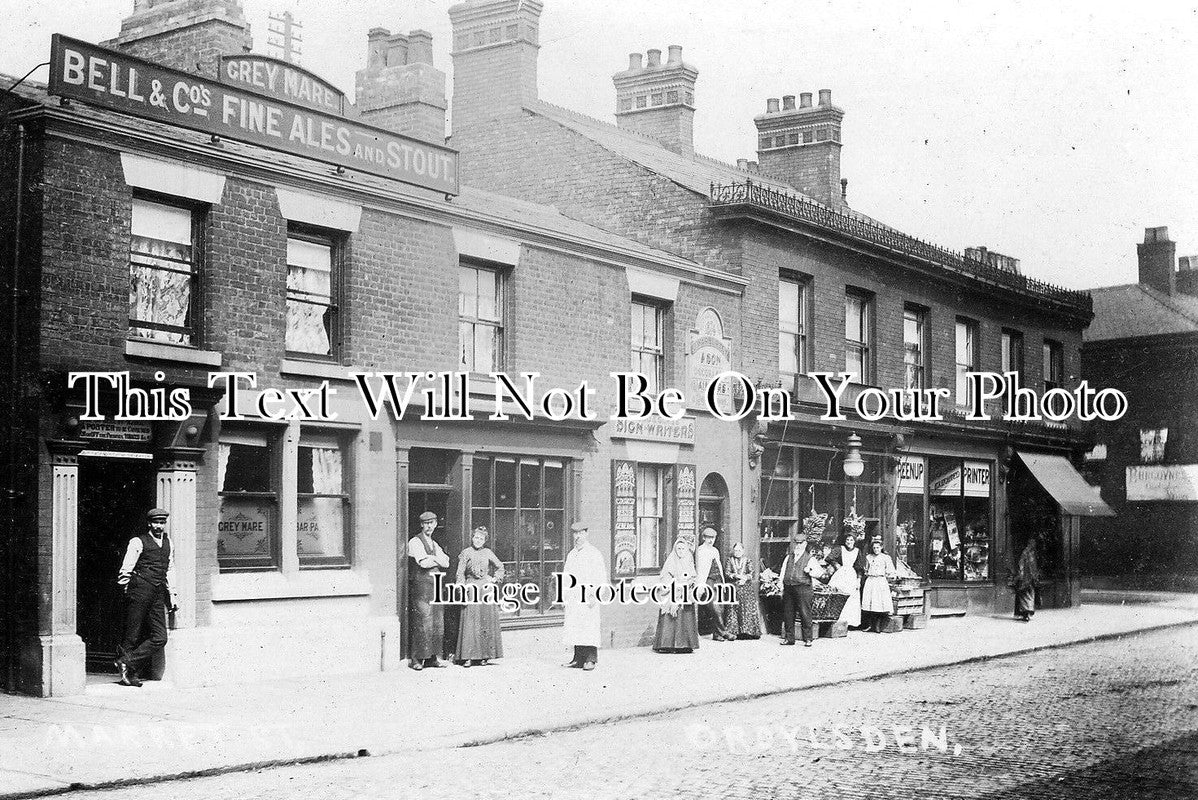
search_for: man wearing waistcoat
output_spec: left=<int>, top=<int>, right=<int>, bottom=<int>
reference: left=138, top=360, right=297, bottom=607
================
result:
left=777, top=527, right=817, bottom=647
left=114, top=507, right=178, bottom=687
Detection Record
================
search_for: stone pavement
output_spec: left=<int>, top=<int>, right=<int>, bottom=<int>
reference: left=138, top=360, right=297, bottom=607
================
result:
left=2, top=597, right=1197, bottom=799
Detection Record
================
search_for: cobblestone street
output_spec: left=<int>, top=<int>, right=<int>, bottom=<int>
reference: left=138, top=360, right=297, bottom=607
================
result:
left=64, top=627, right=1198, bottom=800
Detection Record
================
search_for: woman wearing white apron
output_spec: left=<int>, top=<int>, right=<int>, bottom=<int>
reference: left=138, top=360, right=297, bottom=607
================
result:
left=826, top=531, right=865, bottom=628
left=861, top=539, right=898, bottom=632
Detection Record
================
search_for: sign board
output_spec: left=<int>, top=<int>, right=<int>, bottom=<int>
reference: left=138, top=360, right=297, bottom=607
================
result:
left=962, top=461, right=991, bottom=498
left=675, top=464, right=697, bottom=548
left=1126, top=464, right=1198, bottom=501
left=219, top=54, right=345, bottom=115
left=897, top=455, right=926, bottom=495
left=611, top=461, right=637, bottom=577
left=611, top=416, right=695, bottom=445
left=931, top=466, right=960, bottom=497
left=686, top=308, right=735, bottom=415
left=79, top=419, right=152, bottom=442
left=49, top=35, right=458, bottom=195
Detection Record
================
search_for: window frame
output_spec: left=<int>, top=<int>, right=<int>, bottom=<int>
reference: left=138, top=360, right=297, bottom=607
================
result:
left=903, top=304, right=928, bottom=392
left=844, top=288, right=875, bottom=385
left=631, top=296, right=667, bottom=395
left=1043, top=339, right=1064, bottom=391
left=955, top=317, right=980, bottom=405
left=779, top=273, right=812, bottom=377
left=217, top=426, right=283, bottom=573
left=634, top=463, right=670, bottom=573
left=128, top=192, right=204, bottom=346
left=296, top=428, right=354, bottom=570
left=285, top=225, right=343, bottom=362
left=458, top=259, right=507, bottom=375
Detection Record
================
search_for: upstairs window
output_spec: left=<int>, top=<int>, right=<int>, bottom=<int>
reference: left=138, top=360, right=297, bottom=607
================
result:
left=903, top=306, right=927, bottom=392
left=845, top=289, right=874, bottom=384
left=955, top=318, right=979, bottom=405
left=286, top=231, right=339, bottom=358
left=459, top=263, right=505, bottom=373
left=1043, top=339, right=1064, bottom=391
left=631, top=299, right=665, bottom=394
left=129, top=197, right=199, bottom=345
left=779, top=276, right=810, bottom=377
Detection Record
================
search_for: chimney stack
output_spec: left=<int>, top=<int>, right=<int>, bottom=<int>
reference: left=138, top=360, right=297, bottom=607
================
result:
left=355, top=27, right=448, bottom=144
left=752, top=87, right=846, bottom=206
left=103, top=0, right=252, bottom=77
left=1138, top=227, right=1177, bottom=295
left=613, top=43, right=698, bottom=153
left=1177, top=254, right=1198, bottom=297
left=449, top=0, right=544, bottom=131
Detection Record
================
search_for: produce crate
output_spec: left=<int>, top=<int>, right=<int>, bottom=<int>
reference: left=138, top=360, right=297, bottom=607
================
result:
left=892, top=587, right=926, bottom=616
left=811, top=591, right=848, bottom=622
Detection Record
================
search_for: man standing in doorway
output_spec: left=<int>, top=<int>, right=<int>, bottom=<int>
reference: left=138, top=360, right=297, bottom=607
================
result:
left=408, top=510, right=450, bottom=671
left=115, top=508, right=178, bottom=687
left=562, top=522, right=605, bottom=671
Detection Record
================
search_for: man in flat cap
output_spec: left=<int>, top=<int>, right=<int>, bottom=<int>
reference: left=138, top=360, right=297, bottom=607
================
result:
left=561, top=521, right=606, bottom=671
left=114, top=507, right=178, bottom=687
left=408, top=510, right=450, bottom=670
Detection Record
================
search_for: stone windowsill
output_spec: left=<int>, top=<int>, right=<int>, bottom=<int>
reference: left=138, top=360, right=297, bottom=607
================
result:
left=280, top=358, right=353, bottom=381
left=212, top=569, right=372, bottom=602
left=126, top=339, right=223, bottom=367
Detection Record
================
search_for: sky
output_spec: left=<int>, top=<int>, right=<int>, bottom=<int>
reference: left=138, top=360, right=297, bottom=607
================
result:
left=4, top=0, right=1197, bottom=290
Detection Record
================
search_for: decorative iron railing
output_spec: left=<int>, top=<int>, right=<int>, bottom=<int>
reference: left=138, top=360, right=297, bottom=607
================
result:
left=710, top=180, right=1092, bottom=316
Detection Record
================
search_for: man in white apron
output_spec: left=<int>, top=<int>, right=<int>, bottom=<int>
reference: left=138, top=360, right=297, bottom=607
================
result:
left=561, top=522, right=605, bottom=671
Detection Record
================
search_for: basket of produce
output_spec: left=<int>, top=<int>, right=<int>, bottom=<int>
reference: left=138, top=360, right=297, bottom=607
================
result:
left=811, top=586, right=848, bottom=622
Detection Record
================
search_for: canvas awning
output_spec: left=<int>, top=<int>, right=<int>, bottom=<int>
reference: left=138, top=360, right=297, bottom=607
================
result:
left=1017, top=452, right=1115, bottom=516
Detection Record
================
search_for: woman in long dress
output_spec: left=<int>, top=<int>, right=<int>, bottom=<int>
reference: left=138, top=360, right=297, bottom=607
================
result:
left=861, top=539, right=897, bottom=633
left=455, top=526, right=505, bottom=666
left=826, top=531, right=864, bottom=629
left=723, top=542, right=762, bottom=639
left=653, top=538, right=700, bottom=653
left=1011, top=534, right=1041, bottom=622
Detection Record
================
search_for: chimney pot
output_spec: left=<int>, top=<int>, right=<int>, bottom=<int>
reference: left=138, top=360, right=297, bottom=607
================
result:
left=818, top=89, right=832, bottom=106
left=1137, top=225, right=1177, bottom=295
left=646, top=48, right=661, bottom=67
left=737, top=158, right=749, bottom=170
left=748, top=160, right=758, bottom=173
left=840, top=178, right=848, bottom=201
left=782, top=94, right=796, bottom=111
left=628, top=52, right=643, bottom=70
left=799, top=92, right=812, bottom=108
left=766, top=97, right=780, bottom=113
left=667, top=45, right=683, bottom=64
left=407, top=30, right=434, bottom=65
left=368, top=27, right=391, bottom=39
left=1145, top=226, right=1170, bottom=243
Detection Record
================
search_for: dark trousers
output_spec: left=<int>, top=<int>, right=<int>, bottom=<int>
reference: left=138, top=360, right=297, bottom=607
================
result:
left=572, top=645, right=598, bottom=665
left=120, top=576, right=168, bottom=669
left=782, top=582, right=814, bottom=643
left=702, top=580, right=732, bottom=639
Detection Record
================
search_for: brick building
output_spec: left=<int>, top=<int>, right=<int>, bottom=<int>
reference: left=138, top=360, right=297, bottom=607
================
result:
left=446, top=0, right=1108, bottom=623
left=1081, top=227, right=1198, bottom=590
left=0, top=0, right=747, bottom=696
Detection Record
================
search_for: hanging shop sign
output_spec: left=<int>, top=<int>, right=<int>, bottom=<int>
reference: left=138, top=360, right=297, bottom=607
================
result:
left=686, top=307, right=735, bottom=415
left=219, top=54, right=345, bottom=115
left=49, top=35, right=458, bottom=195
left=897, top=455, right=926, bottom=495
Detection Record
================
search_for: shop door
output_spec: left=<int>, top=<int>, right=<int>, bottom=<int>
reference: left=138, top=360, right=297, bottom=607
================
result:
left=405, top=490, right=457, bottom=656
left=77, top=458, right=157, bottom=672
left=699, top=473, right=729, bottom=540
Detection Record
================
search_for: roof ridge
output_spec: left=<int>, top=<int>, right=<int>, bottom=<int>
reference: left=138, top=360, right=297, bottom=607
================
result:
left=1141, top=283, right=1198, bottom=323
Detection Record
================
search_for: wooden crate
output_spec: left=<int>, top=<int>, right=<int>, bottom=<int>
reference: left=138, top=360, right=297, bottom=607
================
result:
left=818, top=620, right=849, bottom=638
left=880, top=615, right=904, bottom=634
left=903, top=613, right=929, bottom=630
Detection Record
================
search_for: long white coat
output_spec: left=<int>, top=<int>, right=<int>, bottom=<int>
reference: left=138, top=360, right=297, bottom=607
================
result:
left=561, top=542, right=606, bottom=647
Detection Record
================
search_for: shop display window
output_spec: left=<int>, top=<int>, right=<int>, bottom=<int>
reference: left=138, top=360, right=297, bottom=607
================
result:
left=217, top=429, right=280, bottom=571
left=928, top=457, right=992, bottom=582
left=297, top=432, right=351, bottom=567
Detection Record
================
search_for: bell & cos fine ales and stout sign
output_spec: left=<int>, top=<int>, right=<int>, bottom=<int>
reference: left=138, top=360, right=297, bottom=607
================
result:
left=219, top=54, right=345, bottom=115
left=49, top=35, right=458, bottom=195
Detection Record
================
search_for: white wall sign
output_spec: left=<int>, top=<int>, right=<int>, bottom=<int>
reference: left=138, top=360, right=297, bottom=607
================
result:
left=1126, top=464, right=1198, bottom=501
left=897, top=455, right=926, bottom=495
left=963, top=461, right=991, bottom=498
left=686, top=307, right=734, bottom=414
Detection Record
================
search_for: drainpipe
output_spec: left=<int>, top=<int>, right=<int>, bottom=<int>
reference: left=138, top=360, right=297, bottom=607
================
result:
left=5, top=123, right=25, bottom=690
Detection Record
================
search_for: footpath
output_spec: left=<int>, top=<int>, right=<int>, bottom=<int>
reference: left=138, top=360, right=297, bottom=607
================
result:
left=2, top=593, right=1197, bottom=798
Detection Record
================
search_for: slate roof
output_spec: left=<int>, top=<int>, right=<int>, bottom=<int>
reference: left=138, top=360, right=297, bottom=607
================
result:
left=1084, top=283, right=1198, bottom=341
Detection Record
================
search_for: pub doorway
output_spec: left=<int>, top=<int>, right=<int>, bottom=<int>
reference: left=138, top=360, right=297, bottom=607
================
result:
left=406, top=486, right=456, bottom=658
left=76, top=457, right=157, bottom=673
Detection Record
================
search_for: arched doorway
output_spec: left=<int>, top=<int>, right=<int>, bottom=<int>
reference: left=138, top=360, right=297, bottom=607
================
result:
left=699, top=473, right=729, bottom=542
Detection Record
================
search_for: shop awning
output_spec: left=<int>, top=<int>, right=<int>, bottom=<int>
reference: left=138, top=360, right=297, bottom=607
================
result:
left=1017, top=452, right=1115, bottom=516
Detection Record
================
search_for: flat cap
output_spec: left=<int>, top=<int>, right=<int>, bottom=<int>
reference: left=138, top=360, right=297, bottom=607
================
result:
left=418, top=511, right=438, bottom=522
left=146, top=508, right=170, bottom=521
left=570, top=522, right=589, bottom=533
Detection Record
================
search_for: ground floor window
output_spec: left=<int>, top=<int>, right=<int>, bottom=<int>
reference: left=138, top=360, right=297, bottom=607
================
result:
left=218, top=428, right=281, bottom=571
left=611, top=461, right=695, bottom=577
left=471, top=456, right=566, bottom=616
left=928, top=457, right=993, bottom=581
left=297, top=431, right=352, bottom=568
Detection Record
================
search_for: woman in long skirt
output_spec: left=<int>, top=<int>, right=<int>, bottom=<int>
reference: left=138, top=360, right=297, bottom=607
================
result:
left=825, top=531, right=864, bottom=629
left=860, top=539, right=897, bottom=633
left=723, top=542, right=762, bottom=639
left=1011, top=534, right=1041, bottom=622
left=653, top=538, right=700, bottom=653
left=455, top=526, right=505, bottom=666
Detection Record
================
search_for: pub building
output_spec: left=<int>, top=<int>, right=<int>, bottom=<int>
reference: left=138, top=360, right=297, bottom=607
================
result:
left=446, top=0, right=1111, bottom=618
left=0, top=0, right=749, bottom=696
